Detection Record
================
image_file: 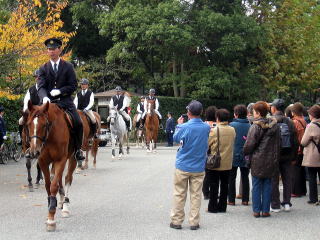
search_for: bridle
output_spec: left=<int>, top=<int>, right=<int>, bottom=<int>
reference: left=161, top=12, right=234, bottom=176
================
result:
left=27, top=114, right=52, bottom=146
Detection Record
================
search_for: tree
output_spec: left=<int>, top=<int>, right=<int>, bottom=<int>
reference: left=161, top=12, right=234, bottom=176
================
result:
left=257, top=0, right=320, bottom=102
left=0, top=0, right=74, bottom=93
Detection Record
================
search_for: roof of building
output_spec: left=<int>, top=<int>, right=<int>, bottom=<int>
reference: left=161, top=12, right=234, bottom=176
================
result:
left=94, top=90, right=140, bottom=98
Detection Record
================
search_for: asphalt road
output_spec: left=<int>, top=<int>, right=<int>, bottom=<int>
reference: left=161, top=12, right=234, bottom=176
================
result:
left=0, top=146, right=319, bottom=240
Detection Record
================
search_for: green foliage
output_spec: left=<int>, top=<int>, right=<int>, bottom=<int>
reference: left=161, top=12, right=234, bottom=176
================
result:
left=0, top=97, right=22, bottom=132
left=256, top=0, right=320, bottom=102
left=99, top=0, right=264, bottom=101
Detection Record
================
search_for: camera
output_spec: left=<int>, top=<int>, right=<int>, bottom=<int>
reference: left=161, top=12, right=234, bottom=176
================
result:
left=181, top=114, right=188, bottom=123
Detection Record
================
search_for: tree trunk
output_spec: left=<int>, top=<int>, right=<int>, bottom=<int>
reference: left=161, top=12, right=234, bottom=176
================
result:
left=172, top=59, right=179, bottom=97
left=180, top=61, right=186, bottom=98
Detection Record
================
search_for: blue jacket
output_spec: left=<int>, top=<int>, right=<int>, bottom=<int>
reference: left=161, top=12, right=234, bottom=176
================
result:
left=173, top=118, right=210, bottom=172
left=230, top=118, right=250, bottom=167
left=166, top=117, right=175, bottom=132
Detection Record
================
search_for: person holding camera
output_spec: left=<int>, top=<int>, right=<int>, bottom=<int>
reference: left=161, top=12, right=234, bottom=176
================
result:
left=170, top=100, right=210, bottom=230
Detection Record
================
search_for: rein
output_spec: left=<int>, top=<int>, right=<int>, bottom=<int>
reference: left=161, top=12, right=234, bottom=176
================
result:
left=27, top=115, right=52, bottom=146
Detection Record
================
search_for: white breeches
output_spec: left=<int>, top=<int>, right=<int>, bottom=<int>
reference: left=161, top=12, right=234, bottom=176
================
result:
left=84, top=110, right=96, bottom=124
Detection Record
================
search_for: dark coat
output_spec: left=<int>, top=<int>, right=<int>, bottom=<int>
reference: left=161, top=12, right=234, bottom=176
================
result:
left=166, top=117, right=175, bottom=132
left=38, top=60, right=77, bottom=110
left=243, top=118, right=280, bottom=178
left=0, top=116, right=6, bottom=139
left=230, top=118, right=251, bottom=167
left=273, top=111, right=298, bottom=162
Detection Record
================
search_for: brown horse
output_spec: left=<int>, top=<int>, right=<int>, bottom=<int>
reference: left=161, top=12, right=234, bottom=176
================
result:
left=78, top=111, right=101, bottom=170
left=26, top=102, right=77, bottom=232
left=132, top=114, right=145, bottom=148
left=145, top=99, right=159, bottom=152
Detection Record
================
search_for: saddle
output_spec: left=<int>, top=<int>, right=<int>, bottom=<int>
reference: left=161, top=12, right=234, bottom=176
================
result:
left=64, top=110, right=74, bottom=129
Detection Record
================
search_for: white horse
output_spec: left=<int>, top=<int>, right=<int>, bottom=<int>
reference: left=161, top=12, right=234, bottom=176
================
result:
left=109, top=107, right=129, bottom=159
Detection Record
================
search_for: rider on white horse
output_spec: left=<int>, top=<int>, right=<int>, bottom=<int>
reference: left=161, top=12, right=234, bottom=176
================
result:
left=73, top=78, right=98, bottom=137
left=141, top=88, right=163, bottom=129
left=108, top=86, right=132, bottom=131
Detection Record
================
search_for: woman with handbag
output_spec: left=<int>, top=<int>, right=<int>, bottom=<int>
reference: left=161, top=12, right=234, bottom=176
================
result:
left=206, top=109, right=235, bottom=213
left=243, top=101, right=280, bottom=218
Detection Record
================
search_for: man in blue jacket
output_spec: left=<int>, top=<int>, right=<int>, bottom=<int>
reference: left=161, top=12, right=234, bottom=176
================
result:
left=170, top=100, right=210, bottom=230
left=165, top=112, right=175, bottom=147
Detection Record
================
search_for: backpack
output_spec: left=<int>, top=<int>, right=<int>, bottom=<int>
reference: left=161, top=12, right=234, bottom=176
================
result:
left=311, top=122, right=320, bottom=154
left=278, top=118, right=291, bottom=149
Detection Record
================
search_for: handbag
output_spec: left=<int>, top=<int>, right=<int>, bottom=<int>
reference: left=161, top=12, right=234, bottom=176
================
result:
left=206, top=127, right=221, bottom=169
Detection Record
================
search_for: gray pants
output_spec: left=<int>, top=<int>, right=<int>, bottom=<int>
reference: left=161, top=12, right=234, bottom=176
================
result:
left=271, top=159, right=292, bottom=209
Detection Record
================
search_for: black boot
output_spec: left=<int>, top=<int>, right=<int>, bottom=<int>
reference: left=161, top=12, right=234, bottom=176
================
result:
left=139, top=119, right=145, bottom=129
left=159, top=118, right=163, bottom=129
left=126, top=120, right=131, bottom=132
left=75, top=149, right=85, bottom=162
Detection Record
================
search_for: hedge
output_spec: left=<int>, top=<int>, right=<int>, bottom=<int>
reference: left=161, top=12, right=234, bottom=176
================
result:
left=0, top=96, right=23, bottom=132
left=130, top=96, right=239, bottom=141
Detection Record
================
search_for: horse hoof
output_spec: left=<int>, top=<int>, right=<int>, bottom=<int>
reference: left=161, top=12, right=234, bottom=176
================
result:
left=75, top=168, right=81, bottom=174
left=83, top=165, right=88, bottom=170
left=58, top=202, right=63, bottom=209
left=112, top=156, right=115, bottom=159
left=29, top=186, right=34, bottom=192
left=34, top=183, right=40, bottom=189
left=61, top=210, right=70, bottom=218
left=46, top=221, right=56, bottom=232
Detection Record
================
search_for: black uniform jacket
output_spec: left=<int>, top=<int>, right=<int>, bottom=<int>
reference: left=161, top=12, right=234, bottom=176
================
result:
left=38, top=59, right=77, bottom=110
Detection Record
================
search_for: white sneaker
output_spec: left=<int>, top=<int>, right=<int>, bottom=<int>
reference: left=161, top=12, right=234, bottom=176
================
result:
left=284, top=204, right=291, bottom=212
left=270, top=208, right=281, bottom=213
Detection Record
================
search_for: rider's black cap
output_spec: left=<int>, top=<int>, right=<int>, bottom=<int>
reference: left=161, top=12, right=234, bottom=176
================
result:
left=44, top=38, right=62, bottom=49
left=186, top=100, right=203, bottom=116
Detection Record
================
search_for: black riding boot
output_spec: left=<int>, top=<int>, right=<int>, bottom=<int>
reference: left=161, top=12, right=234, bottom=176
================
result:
left=18, top=125, right=23, bottom=145
left=126, top=120, right=131, bottom=132
left=139, top=119, right=145, bottom=129
left=159, top=118, right=163, bottom=129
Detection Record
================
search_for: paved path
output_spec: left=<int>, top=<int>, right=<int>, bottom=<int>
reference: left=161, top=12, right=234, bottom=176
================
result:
left=0, top=146, right=319, bottom=240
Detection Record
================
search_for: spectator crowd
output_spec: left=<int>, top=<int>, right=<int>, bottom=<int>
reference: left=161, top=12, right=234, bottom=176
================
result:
left=170, top=99, right=320, bottom=230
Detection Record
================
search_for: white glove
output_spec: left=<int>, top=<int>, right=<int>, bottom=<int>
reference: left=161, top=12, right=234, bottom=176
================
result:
left=3, top=136, right=7, bottom=140
left=50, top=89, right=61, bottom=97
left=171, top=130, right=173, bottom=133
left=43, top=97, right=51, bottom=104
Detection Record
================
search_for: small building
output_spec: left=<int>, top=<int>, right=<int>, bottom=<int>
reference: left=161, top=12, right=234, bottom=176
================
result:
left=94, top=90, right=140, bottom=122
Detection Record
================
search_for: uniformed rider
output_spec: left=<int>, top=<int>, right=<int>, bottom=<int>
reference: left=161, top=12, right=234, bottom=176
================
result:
left=136, top=96, right=145, bottom=129
left=142, top=89, right=163, bottom=129
left=73, top=78, right=97, bottom=137
left=109, top=86, right=132, bottom=131
left=37, top=38, right=85, bottom=163
left=18, top=69, right=41, bottom=146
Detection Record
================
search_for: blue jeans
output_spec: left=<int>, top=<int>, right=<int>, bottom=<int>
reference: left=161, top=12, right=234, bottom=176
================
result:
left=252, top=176, right=272, bottom=213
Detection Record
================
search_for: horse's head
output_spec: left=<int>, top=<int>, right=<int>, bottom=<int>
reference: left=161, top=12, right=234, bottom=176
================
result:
left=109, top=107, right=118, bottom=125
left=26, top=101, right=51, bottom=158
left=146, top=99, right=155, bottom=115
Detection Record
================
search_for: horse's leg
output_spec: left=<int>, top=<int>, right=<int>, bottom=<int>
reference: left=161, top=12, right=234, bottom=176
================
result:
left=126, top=134, right=130, bottom=154
left=47, top=159, right=66, bottom=231
left=38, top=160, right=53, bottom=229
left=111, top=133, right=116, bottom=159
left=26, top=158, right=33, bottom=192
left=58, top=178, right=65, bottom=209
left=83, top=149, right=89, bottom=170
left=92, top=138, right=98, bottom=169
left=62, top=157, right=77, bottom=218
left=118, top=141, right=123, bottom=159
left=34, top=162, right=42, bottom=189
